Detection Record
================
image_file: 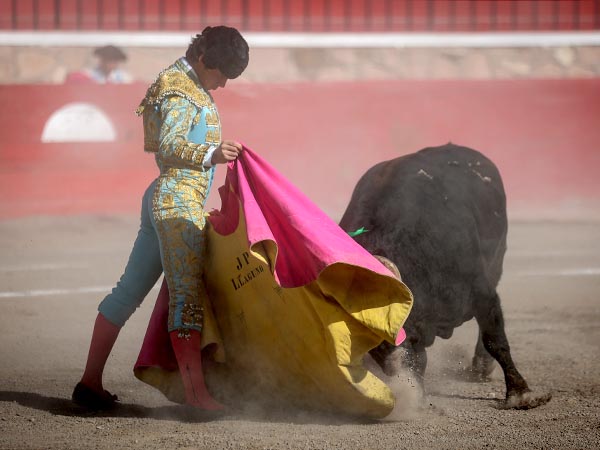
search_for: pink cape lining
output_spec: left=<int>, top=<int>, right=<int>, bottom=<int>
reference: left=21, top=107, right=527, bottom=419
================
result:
left=211, top=146, right=397, bottom=285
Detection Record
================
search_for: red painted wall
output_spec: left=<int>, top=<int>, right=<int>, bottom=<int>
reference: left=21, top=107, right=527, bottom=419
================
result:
left=1, top=79, right=599, bottom=220
left=2, top=0, right=598, bottom=31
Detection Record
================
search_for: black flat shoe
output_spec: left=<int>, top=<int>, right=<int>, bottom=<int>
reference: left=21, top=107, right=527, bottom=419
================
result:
left=72, top=382, right=119, bottom=411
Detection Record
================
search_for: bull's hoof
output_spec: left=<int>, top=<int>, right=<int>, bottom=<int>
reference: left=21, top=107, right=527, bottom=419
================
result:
left=500, top=390, right=552, bottom=410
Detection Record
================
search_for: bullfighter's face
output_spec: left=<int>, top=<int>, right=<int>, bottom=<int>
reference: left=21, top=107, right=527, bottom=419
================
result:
left=194, top=57, right=228, bottom=91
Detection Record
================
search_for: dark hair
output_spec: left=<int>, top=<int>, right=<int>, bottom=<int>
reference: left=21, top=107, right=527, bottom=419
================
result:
left=185, top=26, right=249, bottom=79
left=94, top=45, right=127, bottom=62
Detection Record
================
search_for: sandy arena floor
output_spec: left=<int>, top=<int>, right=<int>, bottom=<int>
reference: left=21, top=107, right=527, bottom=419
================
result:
left=0, top=215, right=598, bottom=449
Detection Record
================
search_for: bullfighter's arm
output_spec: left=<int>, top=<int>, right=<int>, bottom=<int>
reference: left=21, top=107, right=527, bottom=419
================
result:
left=158, top=96, right=216, bottom=169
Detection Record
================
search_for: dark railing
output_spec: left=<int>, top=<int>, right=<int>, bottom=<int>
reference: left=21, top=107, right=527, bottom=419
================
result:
left=2, top=0, right=599, bottom=32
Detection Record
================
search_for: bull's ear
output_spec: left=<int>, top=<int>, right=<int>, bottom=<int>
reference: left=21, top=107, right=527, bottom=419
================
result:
left=373, top=255, right=401, bottom=280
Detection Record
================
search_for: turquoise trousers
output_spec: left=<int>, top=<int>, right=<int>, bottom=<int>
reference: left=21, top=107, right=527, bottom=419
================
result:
left=98, top=180, right=163, bottom=327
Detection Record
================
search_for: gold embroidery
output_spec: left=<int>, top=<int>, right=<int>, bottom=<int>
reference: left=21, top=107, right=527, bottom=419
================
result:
left=181, top=303, right=204, bottom=327
left=153, top=173, right=210, bottom=332
left=205, top=128, right=221, bottom=144
left=176, top=328, right=192, bottom=339
left=140, top=71, right=221, bottom=164
left=195, top=143, right=211, bottom=155
left=162, top=193, right=175, bottom=210
left=205, top=111, right=219, bottom=126
left=143, top=61, right=219, bottom=333
left=136, top=68, right=213, bottom=116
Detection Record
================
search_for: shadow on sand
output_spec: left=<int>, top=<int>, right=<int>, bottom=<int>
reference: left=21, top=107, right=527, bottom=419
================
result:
left=0, top=390, right=220, bottom=422
left=0, top=390, right=372, bottom=425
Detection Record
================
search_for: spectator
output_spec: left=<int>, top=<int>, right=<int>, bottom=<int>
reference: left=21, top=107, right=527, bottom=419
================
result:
left=66, top=45, right=132, bottom=84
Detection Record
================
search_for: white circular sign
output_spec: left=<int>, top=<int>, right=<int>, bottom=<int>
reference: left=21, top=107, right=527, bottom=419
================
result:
left=41, top=102, right=116, bottom=142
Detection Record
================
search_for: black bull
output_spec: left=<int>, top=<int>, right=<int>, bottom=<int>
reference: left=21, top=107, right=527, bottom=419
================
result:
left=340, top=144, right=551, bottom=409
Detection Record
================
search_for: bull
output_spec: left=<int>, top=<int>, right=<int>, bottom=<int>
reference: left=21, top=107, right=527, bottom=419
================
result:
left=340, top=143, right=551, bottom=409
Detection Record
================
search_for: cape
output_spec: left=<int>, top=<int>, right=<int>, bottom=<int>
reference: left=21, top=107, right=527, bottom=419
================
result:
left=134, top=146, right=413, bottom=418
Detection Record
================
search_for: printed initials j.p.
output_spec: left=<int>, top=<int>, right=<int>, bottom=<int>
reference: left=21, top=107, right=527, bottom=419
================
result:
left=235, top=252, right=251, bottom=270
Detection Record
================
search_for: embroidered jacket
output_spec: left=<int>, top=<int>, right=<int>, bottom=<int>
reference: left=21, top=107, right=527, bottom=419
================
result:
left=137, top=58, right=221, bottom=332
left=137, top=57, right=221, bottom=173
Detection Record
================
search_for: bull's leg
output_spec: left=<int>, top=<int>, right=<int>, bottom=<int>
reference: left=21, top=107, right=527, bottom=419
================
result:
left=469, top=329, right=496, bottom=381
left=404, top=344, right=428, bottom=383
left=369, top=340, right=427, bottom=385
left=402, top=343, right=428, bottom=404
left=475, top=293, right=551, bottom=409
left=369, top=341, right=402, bottom=376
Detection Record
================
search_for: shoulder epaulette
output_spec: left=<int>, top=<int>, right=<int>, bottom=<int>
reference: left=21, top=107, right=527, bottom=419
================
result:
left=136, top=68, right=212, bottom=116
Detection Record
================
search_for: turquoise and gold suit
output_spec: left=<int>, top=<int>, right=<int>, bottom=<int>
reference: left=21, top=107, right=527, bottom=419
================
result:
left=99, top=57, right=220, bottom=333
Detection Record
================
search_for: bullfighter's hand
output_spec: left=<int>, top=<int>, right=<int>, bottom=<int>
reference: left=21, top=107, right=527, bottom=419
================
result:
left=212, top=140, right=242, bottom=164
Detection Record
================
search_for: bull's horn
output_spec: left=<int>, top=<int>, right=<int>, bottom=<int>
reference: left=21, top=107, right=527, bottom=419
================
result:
left=373, top=255, right=401, bottom=280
